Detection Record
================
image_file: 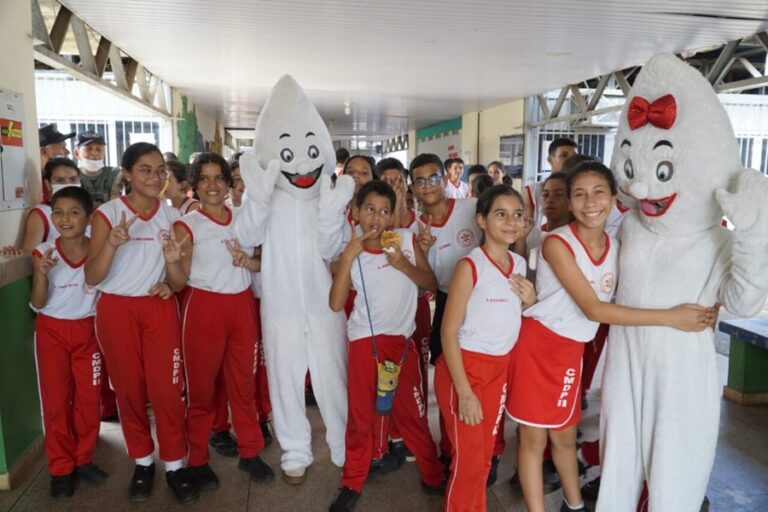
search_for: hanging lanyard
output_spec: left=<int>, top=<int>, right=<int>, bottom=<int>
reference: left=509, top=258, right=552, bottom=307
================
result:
left=356, top=255, right=409, bottom=363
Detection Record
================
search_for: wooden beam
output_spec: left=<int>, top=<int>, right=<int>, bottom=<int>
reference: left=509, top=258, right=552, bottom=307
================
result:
left=107, top=44, right=129, bottom=92
left=30, top=0, right=53, bottom=48
left=125, top=58, right=139, bottom=91
left=536, top=94, right=550, bottom=120
left=70, top=16, right=96, bottom=74
left=550, top=86, right=569, bottom=118
left=49, top=5, right=72, bottom=54
left=94, top=36, right=111, bottom=76
left=569, top=84, right=589, bottom=113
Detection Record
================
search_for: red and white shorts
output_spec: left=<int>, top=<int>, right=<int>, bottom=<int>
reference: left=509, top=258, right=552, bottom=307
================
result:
left=506, top=317, right=584, bottom=430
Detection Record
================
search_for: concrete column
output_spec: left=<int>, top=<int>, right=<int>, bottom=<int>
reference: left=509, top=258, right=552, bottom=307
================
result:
left=461, top=111, right=479, bottom=164
left=0, top=0, right=42, bottom=246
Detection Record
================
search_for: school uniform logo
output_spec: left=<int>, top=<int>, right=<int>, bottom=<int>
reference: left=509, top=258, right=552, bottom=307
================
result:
left=157, top=228, right=171, bottom=245
left=600, top=272, right=615, bottom=294
left=92, top=352, right=102, bottom=386
left=172, top=348, right=182, bottom=384
left=456, top=229, right=476, bottom=248
left=557, top=368, right=577, bottom=408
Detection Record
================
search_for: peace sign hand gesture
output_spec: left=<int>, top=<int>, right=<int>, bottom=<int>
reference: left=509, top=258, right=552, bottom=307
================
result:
left=162, top=228, right=189, bottom=264
left=108, top=211, right=138, bottom=248
left=417, top=215, right=436, bottom=254
left=340, top=221, right=375, bottom=264
left=225, top=239, right=250, bottom=268
left=34, top=247, right=59, bottom=276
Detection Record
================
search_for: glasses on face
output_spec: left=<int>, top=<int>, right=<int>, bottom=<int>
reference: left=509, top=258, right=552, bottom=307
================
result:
left=413, top=174, right=442, bottom=189
left=136, top=166, right=168, bottom=180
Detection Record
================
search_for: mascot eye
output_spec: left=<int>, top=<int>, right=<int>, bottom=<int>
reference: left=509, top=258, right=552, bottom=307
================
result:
left=307, top=145, right=320, bottom=159
left=656, top=161, right=673, bottom=182
left=624, top=159, right=634, bottom=179
left=280, top=148, right=294, bottom=163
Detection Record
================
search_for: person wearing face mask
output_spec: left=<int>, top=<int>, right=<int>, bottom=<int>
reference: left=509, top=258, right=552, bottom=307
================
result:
left=39, top=124, right=76, bottom=204
left=75, top=132, right=122, bottom=207
left=1, top=157, right=82, bottom=256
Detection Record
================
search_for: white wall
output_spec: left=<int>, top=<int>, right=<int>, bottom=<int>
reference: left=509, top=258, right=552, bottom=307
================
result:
left=0, top=0, right=40, bottom=246
left=478, top=100, right=525, bottom=165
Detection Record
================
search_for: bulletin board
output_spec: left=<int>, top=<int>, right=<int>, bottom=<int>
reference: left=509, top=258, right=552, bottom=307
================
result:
left=0, top=89, right=28, bottom=210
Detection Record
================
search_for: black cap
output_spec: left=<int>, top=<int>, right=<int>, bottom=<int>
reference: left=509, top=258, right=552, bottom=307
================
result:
left=77, top=131, right=106, bottom=147
left=39, top=124, right=75, bottom=147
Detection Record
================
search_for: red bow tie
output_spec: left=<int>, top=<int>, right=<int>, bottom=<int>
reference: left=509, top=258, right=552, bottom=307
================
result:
left=627, top=94, right=677, bottom=130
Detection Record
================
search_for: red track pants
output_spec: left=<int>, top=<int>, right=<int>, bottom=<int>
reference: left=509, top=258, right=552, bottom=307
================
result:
left=95, top=293, right=187, bottom=462
left=211, top=297, right=271, bottom=431
left=435, top=350, right=510, bottom=512
left=342, top=336, right=443, bottom=492
left=35, top=314, right=101, bottom=476
left=182, top=288, right=264, bottom=466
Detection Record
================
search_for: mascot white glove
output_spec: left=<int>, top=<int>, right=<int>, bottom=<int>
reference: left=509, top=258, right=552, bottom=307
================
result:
left=317, top=174, right=355, bottom=260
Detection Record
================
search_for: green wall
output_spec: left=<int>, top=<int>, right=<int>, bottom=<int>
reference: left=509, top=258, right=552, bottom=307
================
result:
left=0, top=276, right=41, bottom=473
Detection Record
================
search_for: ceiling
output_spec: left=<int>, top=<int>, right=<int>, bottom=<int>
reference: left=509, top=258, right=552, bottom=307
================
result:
left=58, top=0, right=768, bottom=141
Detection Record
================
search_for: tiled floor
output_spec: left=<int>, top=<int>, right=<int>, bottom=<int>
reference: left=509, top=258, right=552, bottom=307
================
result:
left=1, top=354, right=766, bottom=512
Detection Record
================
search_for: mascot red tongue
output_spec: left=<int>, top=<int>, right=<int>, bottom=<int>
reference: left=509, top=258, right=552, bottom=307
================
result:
left=600, top=54, right=768, bottom=511
left=235, top=75, right=355, bottom=481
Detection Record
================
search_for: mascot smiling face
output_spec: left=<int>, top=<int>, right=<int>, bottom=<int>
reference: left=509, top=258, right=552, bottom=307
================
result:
left=612, top=54, right=743, bottom=235
left=253, top=75, right=336, bottom=200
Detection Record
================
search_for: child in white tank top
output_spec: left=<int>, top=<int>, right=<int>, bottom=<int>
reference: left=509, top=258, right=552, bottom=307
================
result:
left=84, top=143, right=197, bottom=505
left=30, top=186, right=106, bottom=498
left=507, top=162, right=716, bottom=512
left=435, top=185, right=536, bottom=512
left=165, top=152, right=274, bottom=486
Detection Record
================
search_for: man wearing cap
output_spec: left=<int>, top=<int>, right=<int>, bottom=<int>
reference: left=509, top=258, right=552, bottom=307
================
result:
left=39, top=124, right=76, bottom=203
left=75, top=131, right=121, bottom=207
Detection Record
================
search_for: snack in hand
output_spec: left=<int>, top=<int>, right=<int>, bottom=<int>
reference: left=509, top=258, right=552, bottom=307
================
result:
left=381, top=230, right=401, bottom=253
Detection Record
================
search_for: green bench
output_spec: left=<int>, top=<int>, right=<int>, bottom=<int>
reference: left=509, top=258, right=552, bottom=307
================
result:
left=719, top=317, right=768, bottom=405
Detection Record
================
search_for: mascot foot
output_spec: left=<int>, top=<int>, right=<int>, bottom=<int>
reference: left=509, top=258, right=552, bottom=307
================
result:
left=283, top=466, right=307, bottom=485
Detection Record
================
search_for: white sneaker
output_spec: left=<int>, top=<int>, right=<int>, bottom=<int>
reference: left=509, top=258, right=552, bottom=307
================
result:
left=283, top=466, right=307, bottom=485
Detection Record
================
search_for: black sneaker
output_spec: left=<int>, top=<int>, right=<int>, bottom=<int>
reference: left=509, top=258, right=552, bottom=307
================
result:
left=542, top=459, right=562, bottom=493
left=388, top=440, right=407, bottom=466
left=209, top=430, right=238, bottom=457
left=560, top=501, right=589, bottom=512
left=189, top=463, right=219, bottom=491
left=486, top=455, right=500, bottom=487
left=75, top=463, right=108, bottom=486
left=100, top=412, right=120, bottom=423
left=420, top=479, right=446, bottom=496
left=50, top=473, right=75, bottom=499
left=128, top=463, right=155, bottom=502
left=260, top=421, right=273, bottom=447
left=581, top=476, right=600, bottom=501
left=238, top=456, right=275, bottom=483
left=366, top=453, right=400, bottom=480
left=329, top=487, right=360, bottom=512
left=165, top=468, right=199, bottom=505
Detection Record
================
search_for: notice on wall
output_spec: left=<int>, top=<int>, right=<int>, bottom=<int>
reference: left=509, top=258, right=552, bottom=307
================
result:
left=0, top=89, right=28, bottom=210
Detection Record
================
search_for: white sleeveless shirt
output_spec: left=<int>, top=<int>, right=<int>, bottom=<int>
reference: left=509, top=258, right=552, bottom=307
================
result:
left=457, top=247, right=527, bottom=355
left=31, top=239, right=97, bottom=319
left=94, top=197, right=179, bottom=296
left=30, top=204, right=59, bottom=242
left=176, top=208, right=253, bottom=294
left=524, top=223, right=619, bottom=342
left=348, top=229, right=418, bottom=341
left=408, top=198, right=481, bottom=293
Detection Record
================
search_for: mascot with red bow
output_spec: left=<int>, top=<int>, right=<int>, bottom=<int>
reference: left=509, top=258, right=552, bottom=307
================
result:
left=598, top=54, right=768, bottom=511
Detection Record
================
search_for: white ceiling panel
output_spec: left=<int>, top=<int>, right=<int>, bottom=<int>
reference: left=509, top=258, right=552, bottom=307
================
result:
left=59, top=0, right=768, bottom=139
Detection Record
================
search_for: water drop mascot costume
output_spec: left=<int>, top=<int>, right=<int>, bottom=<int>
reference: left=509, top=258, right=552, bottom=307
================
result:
left=598, top=53, right=768, bottom=511
left=235, top=75, right=354, bottom=482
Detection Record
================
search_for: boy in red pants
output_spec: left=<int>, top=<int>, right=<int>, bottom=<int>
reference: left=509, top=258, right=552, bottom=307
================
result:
left=328, top=181, right=445, bottom=511
left=31, top=186, right=107, bottom=498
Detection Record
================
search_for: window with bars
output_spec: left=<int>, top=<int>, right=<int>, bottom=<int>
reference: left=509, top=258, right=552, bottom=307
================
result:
left=115, top=120, right=160, bottom=159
